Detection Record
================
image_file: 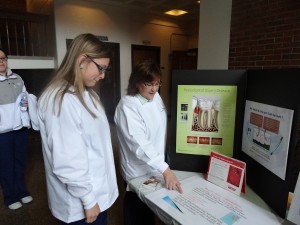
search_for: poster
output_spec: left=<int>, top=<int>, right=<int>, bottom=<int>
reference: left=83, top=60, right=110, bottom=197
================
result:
left=176, top=85, right=237, bottom=156
left=146, top=175, right=283, bottom=225
left=241, top=100, right=293, bottom=180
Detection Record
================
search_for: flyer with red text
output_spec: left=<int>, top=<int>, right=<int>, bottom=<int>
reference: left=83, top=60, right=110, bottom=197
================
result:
left=206, top=151, right=246, bottom=195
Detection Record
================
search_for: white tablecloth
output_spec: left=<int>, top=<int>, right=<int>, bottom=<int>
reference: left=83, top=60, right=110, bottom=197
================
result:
left=127, top=170, right=292, bottom=225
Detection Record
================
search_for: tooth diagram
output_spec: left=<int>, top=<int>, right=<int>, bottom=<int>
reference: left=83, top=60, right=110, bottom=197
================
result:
left=192, top=97, right=220, bottom=132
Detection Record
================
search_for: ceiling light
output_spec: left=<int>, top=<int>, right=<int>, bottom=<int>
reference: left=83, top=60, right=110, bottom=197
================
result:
left=165, top=9, right=188, bottom=16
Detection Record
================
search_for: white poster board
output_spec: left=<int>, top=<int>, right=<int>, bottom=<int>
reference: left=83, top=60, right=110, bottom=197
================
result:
left=241, top=100, right=293, bottom=180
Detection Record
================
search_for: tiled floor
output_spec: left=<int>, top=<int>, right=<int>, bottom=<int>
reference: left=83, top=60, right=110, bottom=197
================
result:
left=0, top=124, right=164, bottom=225
left=0, top=130, right=63, bottom=225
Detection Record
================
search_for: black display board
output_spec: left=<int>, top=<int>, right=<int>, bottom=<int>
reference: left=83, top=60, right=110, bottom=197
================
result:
left=240, top=69, right=300, bottom=218
left=169, top=69, right=300, bottom=218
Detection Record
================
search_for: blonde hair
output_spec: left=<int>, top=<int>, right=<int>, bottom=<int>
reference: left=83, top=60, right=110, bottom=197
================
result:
left=40, top=33, right=111, bottom=117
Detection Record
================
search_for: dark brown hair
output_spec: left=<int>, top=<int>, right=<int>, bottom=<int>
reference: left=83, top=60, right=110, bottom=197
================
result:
left=127, top=59, right=161, bottom=95
left=0, top=48, right=7, bottom=57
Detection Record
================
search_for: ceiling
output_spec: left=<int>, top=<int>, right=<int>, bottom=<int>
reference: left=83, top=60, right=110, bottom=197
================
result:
left=84, top=0, right=200, bottom=21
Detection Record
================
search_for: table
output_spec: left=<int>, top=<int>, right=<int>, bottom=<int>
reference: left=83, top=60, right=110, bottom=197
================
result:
left=127, top=170, right=294, bottom=225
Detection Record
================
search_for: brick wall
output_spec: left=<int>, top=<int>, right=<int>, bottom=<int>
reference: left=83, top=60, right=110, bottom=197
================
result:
left=229, top=0, right=300, bottom=69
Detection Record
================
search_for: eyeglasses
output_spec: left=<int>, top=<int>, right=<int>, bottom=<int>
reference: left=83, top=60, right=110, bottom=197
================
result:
left=143, top=82, right=162, bottom=89
left=86, top=55, right=110, bottom=74
left=0, top=57, right=8, bottom=62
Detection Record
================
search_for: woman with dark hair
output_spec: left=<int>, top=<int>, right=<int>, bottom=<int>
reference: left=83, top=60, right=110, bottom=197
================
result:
left=37, top=33, right=118, bottom=225
left=114, top=59, right=182, bottom=225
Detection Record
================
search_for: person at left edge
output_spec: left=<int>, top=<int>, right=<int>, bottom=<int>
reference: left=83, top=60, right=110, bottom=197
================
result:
left=37, top=33, right=118, bottom=225
left=0, top=48, right=37, bottom=210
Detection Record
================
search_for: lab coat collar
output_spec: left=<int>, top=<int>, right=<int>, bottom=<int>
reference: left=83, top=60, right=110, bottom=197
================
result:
left=136, top=93, right=153, bottom=105
left=0, top=68, right=16, bottom=81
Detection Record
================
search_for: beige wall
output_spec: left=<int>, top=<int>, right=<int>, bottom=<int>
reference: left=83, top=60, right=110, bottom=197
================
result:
left=54, top=0, right=198, bottom=111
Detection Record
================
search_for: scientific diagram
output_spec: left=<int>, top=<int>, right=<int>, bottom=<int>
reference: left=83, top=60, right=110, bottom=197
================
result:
left=191, top=96, right=220, bottom=132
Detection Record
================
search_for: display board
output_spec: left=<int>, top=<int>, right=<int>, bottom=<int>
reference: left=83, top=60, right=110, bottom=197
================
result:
left=239, top=70, right=300, bottom=218
left=169, top=69, right=300, bottom=218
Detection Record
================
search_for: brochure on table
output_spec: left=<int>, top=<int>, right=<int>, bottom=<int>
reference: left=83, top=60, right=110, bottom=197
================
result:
left=146, top=175, right=283, bottom=225
left=206, top=151, right=246, bottom=195
left=287, top=172, right=300, bottom=225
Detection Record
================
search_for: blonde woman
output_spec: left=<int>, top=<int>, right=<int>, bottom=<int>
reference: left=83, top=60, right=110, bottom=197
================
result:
left=38, top=33, right=118, bottom=225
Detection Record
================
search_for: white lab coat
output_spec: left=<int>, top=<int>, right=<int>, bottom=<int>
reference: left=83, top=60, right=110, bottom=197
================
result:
left=38, top=89, right=118, bottom=223
left=114, top=93, right=169, bottom=183
left=13, top=92, right=39, bottom=130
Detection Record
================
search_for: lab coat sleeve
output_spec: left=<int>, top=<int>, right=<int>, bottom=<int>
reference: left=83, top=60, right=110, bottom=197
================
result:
left=116, top=103, right=168, bottom=173
left=13, top=92, right=30, bottom=130
left=47, top=95, right=96, bottom=210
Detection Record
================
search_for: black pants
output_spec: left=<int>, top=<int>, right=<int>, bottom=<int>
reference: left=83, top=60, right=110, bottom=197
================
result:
left=0, top=128, right=30, bottom=206
left=60, top=211, right=107, bottom=225
left=123, top=188, right=155, bottom=225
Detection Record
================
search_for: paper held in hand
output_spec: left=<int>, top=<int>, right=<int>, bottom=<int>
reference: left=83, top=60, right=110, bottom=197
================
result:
left=206, top=151, right=246, bottom=195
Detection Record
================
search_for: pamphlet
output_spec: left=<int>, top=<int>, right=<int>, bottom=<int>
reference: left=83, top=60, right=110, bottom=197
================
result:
left=206, top=151, right=246, bottom=195
left=142, top=176, right=161, bottom=190
left=287, top=172, right=300, bottom=225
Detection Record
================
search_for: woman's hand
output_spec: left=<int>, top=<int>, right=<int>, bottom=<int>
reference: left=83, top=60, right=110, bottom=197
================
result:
left=85, top=203, right=100, bottom=223
left=163, top=167, right=183, bottom=193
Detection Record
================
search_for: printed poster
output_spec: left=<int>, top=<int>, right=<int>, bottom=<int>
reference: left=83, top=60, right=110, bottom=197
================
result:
left=241, top=100, right=293, bottom=180
left=176, top=85, right=237, bottom=156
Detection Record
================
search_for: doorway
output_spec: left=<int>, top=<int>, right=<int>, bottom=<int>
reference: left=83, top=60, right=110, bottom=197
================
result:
left=171, top=49, right=198, bottom=70
left=131, top=44, right=160, bottom=69
left=99, top=42, right=120, bottom=123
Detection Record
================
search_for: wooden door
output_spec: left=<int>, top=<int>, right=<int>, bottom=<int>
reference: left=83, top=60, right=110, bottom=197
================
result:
left=131, top=44, right=160, bottom=69
left=98, top=42, right=120, bottom=123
